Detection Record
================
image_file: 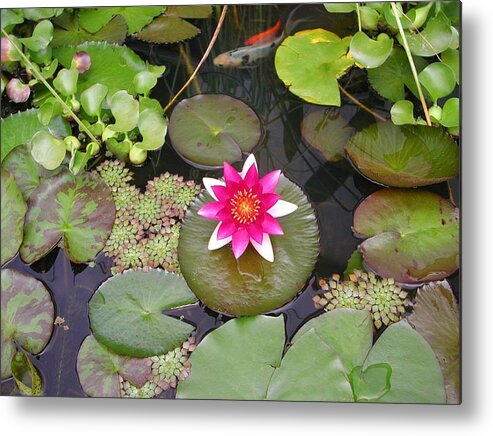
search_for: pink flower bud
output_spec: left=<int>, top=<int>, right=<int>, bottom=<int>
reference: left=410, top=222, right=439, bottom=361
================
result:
left=1, top=37, right=13, bottom=62
left=6, top=78, right=31, bottom=103
left=72, top=51, right=91, bottom=73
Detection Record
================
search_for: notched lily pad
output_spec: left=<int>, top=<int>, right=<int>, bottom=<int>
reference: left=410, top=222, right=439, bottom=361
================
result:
left=350, top=32, right=393, bottom=69
left=353, top=188, right=459, bottom=284
left=168, top=94, right=261, bottom=168
left=20, top=171, right=116, bottom=264
left=88, top=269, right=197, bottom=357
left=345, top=123, right=459, bottom=187
left=1, top=269, right=54, bottom=380
left=179, top=175, right=319, bottom=316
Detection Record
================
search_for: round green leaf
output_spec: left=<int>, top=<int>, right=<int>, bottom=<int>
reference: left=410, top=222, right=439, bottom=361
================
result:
left=359, top=6, right=380, bottom=31
left=30, top=130, right=66, bottom=170
left=81, top=83, right=108, bottom=117
left=345, top=123, right=459, bottom=187
left=274, top=29, right=354, bottom=106
left=1, top=269, right=54, bottom=379
left=53, top=68, right=78, bottom=97
left=301, top=108, right=353, bottom=162
left=177, top=315, right=285, bottom=400
left=442, top=48, right=459, bottom=85
left=108, top=90, right=139, bottom=132
left=88, top=270, right=197, bottom=357
left=179, top=174, right=319, bottom=316
left=19, top=20, right=53, bottom=52
left=363, top=320, right=445, bottom=403
left=134, top=108, right=168, bottom=151
left=440, top=98, right=460, bottom=128
left=390, top=100, right=416, bottom=125
left=76, top=335, right=151, bottom=397
left=168, top=94, right=261, bottom=168
left=20, top=171, right=116, bottom=264
left=1, top=169, right=27, bottom=265
left=350, top=32, right=393, bottom=69
left=419, top=62, right=456, bottom=103
left=353, top=188, right=459, bottom=285
left=324, top=3, right=356, bottom=13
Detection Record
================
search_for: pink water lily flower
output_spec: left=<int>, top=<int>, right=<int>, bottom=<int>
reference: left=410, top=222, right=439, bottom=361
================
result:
left=198, top=154, right=298, bottom=262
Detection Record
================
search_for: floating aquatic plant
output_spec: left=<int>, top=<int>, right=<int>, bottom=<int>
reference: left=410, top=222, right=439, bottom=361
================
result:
left=95, top=159, right=134, bottom=190
left=313, top=270, right=411, bottom=329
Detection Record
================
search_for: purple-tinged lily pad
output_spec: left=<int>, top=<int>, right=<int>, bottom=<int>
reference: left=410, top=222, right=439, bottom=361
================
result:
left=1, top=168, right=27, bottom=265
left=20, top=171, right=116, bottom=264
left=76, top=335, right=151, bottom=398
left=345, top=123, right=459, bottom=188
left=353, top=189, right=459, bottom=285
left=1, top=269, right=54, bottom=380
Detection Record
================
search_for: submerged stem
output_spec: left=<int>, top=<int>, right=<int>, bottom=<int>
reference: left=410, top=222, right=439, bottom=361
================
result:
left=338, top=83, right=387, bottom=122
left=163, top=5, right=228, bottom=113
left=1, top=29, right=101, bottom=145
left=390, top=2, right=432, bottom=126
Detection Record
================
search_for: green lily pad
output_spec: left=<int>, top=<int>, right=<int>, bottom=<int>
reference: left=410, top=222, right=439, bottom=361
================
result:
left=1, top=108, right=71, bottom=162
left=300, top=108, right=353, bottom=162
left=349, top=363, right=392, bottom=402
left=10, top=349, right=43, bottom=396
left=136, top=6, right=212, bottom=44
left=1, top=169, right=27, bottom=265
left=88, top=269, right=197, bottom=357
left=274, top=29, right=354, bottom=106
left=408, top=280, right=460, bottom=404
left=178, top=174, right=319, bottom=316
left=419, top=62, right=456, bottom=103
left=350, top=32, right=393, bottom=69
left=168, top=94, right=261, bottom=168
left=20, top=171, right=116, bottom=264
left=353, top=188, right=459, bottom=284
left=345, top=123, right=459, bottom=187
left=1, top=269, right=54, bottom=380
left=76, top=335, right=151, bottom=397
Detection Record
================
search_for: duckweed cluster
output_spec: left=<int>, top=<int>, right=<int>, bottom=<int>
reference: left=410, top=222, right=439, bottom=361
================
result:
left=313, top=270, right=411, bottom=329
left=94, top=161, right=201, bottom=274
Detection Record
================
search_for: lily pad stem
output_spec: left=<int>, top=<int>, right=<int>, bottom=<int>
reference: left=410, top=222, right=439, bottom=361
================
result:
left=1, top=29, right=101, bottom=146
left=338, top=83, right=387, bottom=122
left=163, top=5, right=228, bottom=114
left=356, top=3, right=362, bottom=32
left=390, top=2, right=431, bottom=126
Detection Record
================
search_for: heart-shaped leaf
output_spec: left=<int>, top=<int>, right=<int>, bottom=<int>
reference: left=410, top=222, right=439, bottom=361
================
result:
left=108, top=90, right=139, bottom=132
left=419, top=62, right=456, bottom=103
left=179, top=174, right=319, bottom=316
left=1, top=269, right=54, bottom=380
left=30, top=130, right=67, bottom=170
left=345, top=123, right=459, bottom=187
left=390, top=100, right=416, bottom=125
left=350, top=32, right=393, bottom=69
left=134, top=108, right=168, bottom=150
left=88, top=269, right=197, bottom=357
left=349, top=363, right=392, bottom=401
left=353, top=188, right=459, bottom=285
left=20, top=171, right=116, bottom=264
left=440, top=98, right=460, bottom=129
left=1, top=169, right=27, bottom=265
left=80, top=83, right=109, bottom=117
left=19, top=20, right=53, bottom=52
left=168, top=94, right=261, bottom=168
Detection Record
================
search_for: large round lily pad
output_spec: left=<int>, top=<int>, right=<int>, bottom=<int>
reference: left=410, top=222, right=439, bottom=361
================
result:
left=77, top=335, right=151, bottom=397
left=1, top=269, right=54, bottom=379
left=345, top=123, right=459, bottom=187
left=274, top=29, right=354, bottom=106
left=168, top=94, right=261, bottom=168
left=1, top=169, right=27, bottom=265
left=88, top=269, right=197, bottom=357
left=353, top=189, right=459, bottom=284
left=20, top=171, right=116, bottom=264
left=178, top=175, right=320, bottom=316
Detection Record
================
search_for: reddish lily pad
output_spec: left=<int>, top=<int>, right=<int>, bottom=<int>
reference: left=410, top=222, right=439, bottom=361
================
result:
left=1, top=168, right=27, bottom=265
left=353, top=189, right=459, bottom=285
left=76, top=335, right=151, bottom=397
left=20, top=171, right=116, bottom=264
left=1, top=269, right=54, bottom=380
left=178, top=175, right=319, bottom=316
left=345, top=123, right=459, bottom=188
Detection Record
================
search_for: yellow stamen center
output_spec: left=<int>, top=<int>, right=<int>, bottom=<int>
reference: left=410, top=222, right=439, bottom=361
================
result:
left=230, top=189, right=261, bottom=225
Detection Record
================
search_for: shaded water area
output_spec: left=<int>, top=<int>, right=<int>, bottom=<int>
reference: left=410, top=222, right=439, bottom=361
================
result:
left=1, top=3, right=460, bottom=398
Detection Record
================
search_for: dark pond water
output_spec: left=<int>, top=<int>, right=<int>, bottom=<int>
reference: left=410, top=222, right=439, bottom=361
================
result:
left=1, top=3, right=460, bottom=398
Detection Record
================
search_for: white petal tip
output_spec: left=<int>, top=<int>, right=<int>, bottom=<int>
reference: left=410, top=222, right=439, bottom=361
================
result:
left=267, top=200, right=298, bottom=218
left=240, top=153, right=258, bottom=178
left=202, top=177, right=225, bottom=201
left=208, top=223, right=232, bottom=250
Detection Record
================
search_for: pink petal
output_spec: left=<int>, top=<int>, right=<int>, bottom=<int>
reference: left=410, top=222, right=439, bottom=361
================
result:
left=232, top=228, right=250, bottom=259
left=211, top=185, right=231, bottom=203
left=267, top=200, right=298, bottom=218
left=208, top=223, right=232, bottom=250
left=198, top=201, right=224, bottom=220
left=240, top=153, right=257, bottom=178
left=250, top=233, right=274, bottom=262
left=203, top=177, right=225, bottom=201
left=259, top=169, right=281, bottom=193
left=216, top=207, right=231, bottom=221
left=261, top=193, right=281, bottom=210
left=243, top=163, right=259, bottom=188
left=223, top=162, right=242, bottom=185
left=246, top=221, right=264, bottom=244
left=262, top=213, right=284, bottom=235
left=217, top=220, right=237, bottom=239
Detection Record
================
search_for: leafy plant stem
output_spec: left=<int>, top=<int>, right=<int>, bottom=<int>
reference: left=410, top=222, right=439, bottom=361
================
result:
left=338, top=83, right=387, bottom=122
left=163, top=5, right=228, bottom=113
left=356, top=3, right=362, bottom=32
left=390, top=2, right=432, bottom=126
left=1, top=29, right=101, bottom=146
